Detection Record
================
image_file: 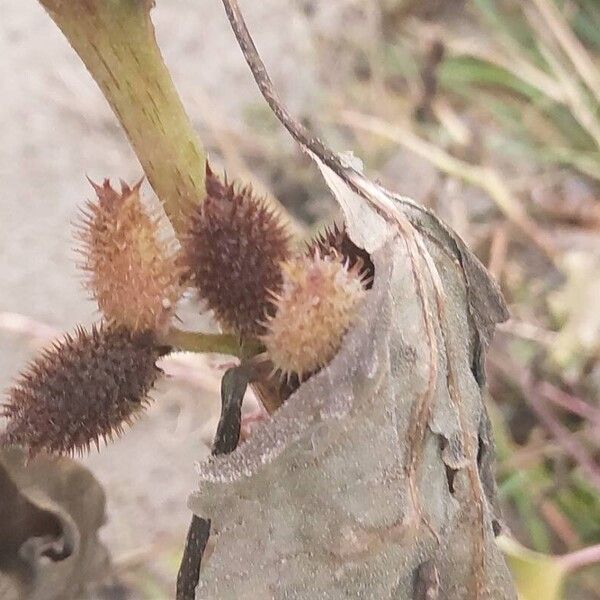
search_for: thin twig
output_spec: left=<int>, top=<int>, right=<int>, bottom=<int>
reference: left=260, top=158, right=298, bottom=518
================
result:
left=176, top=516, right=210, bottom=600
left=497, top=319, right=558, bottom=347
left=524, top=4, right=600, bottom=151
left=539, top=499, right=579, bottom=550
left=445, top=39, right=567, bottom=103
left=219, top=0, right=389, bottom=211
left=0, top=312, right=59, bottom=341
left=526, top=380, right=600, bottom=492
left=219, top=0, right=346, bottom=177
left=538, top=381, right=600, bottom=430
left=487, top=224, right=508, bottom=281
left=559, top=543, right=600, bottom=573
left=176, top=366, right=250, bottom=600
left=489, top=356, right=600, bottom=492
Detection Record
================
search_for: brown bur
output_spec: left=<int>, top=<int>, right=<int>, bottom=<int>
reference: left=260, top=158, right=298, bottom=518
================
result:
left=76, top=179, right=183, bottom=334
left=258, top=224, right=373, bottom=411
left=182, top=164, right=291, bottom=338
left=2, top=324, right=165, bottom=456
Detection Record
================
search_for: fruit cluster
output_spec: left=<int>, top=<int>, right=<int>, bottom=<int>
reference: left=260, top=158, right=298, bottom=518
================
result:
left=2, top=165, right=372, bottom=456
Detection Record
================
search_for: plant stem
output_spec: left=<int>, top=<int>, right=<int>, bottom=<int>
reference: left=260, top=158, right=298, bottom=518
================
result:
left=177, top=366, right=248, bottom=599
left=538, top=381, right=600, bottom=430
left=38, top=0, right=206, bottom=236
left=559, top=543, right=600, bottom=573
left=526, top=383, right=600, bottom=494
left=165, top=328, right=263, bottom=359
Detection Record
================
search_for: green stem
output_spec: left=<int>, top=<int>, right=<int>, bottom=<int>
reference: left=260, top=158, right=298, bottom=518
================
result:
left=38, top=0, right=206, bottom=236
left=165, top=328, right=263, bottom=359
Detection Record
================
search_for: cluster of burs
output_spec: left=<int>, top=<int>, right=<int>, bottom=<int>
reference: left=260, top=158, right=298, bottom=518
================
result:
left=1, top=165, right=373, bottom=457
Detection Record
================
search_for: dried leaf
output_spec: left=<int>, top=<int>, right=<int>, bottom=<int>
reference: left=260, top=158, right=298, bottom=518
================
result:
left=0, top=448, right=109, bottom=600
left=191, top=3, right=514, bottom=596
left=190, top=159, right=514, bottom=598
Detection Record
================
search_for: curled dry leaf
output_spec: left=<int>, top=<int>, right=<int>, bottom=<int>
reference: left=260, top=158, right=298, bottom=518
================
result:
left=0, top=447, right=108, bottom=600
left=189, top=155, right=515, bottom=597
left=187, top=2, right=515, bottom=595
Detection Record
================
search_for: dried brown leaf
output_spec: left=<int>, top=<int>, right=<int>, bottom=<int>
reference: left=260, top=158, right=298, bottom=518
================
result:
left=0, top=448, right=108, bottom=600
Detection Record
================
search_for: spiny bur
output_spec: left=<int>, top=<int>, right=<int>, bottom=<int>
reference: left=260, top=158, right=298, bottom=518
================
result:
left=76, top=179, right=183, bottom=333
left=1, top=324, right=166, bottom=457
left=183, top=164, right=291, bottom=337
left=307, top=223, right=374, bottom=286
left=262, top=252, right=368, bottom=381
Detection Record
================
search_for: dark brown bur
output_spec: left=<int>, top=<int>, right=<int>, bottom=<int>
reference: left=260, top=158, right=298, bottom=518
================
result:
left=183, top=164, right=291, bottom=336
left=1, top=324, right=165, bottom=456
left=307, top=223, right=374, bottom=287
